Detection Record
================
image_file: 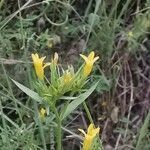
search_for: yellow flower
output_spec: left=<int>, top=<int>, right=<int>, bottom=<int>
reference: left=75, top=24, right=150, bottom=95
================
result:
left=39, top=108, right=46, bottom=119
left=79, top=124, right=100, bottom=150
left=46, top=38, right=53, bottom=48
left=51, top=52, right=59, bottom=64
left=80, top=51, right=99, bottom=76
left=31, top=53, right=50, bottom=80
left=63, top=70, right=72, bottom=84
left=128, top=31, right=133, bottom=37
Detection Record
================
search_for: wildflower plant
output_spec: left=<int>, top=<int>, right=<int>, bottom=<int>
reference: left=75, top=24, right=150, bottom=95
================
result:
left=12, top=51, right=101, bottom=150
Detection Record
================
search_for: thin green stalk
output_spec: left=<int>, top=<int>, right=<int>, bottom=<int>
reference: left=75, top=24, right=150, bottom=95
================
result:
left=84, top=0, right=93, bottom=19
left=84, top=0, right=101, bottom=50
left=56, top=117, right=62, bottom=150
left=0, top=99, right=11, bottom=149
left=17, top=0, right=25, bottom=48
left=109, top=0, right=121, bottom=18
left=83, top=101, right=94, bottom=124
left=0, top=0, right=4, bottom=9
left=53, top=107, right=62, bottom=150
left=117, top=0, right=131, bottom=20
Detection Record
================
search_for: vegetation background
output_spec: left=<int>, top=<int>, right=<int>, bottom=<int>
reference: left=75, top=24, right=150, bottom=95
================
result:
left=0, top=0, right=149, bottom=149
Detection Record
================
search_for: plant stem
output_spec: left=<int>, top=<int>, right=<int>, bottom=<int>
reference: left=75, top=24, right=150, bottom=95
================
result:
left=83, top=101, right=94, bottom=124
left=53, top=107, right=62, bottom=150
left=56, top=117, right=62, bottom=150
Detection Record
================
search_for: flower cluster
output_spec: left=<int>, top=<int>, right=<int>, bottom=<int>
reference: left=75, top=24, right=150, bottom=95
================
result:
left=31, top=51, right=99, bottom=105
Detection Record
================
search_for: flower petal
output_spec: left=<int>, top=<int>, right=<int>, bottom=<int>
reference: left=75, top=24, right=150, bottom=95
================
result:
left=93, top=56, right=99, bottom=63
left=94, top=127, right=100, bottom=135
left=88, top=51, right=95, bottom=60
left=43, top=63, right=51, bottom=68
left=87, top=124, right=95, bottom=134
left=80, top=54, right=88, bottom=62
left=35, top=53, right=39, bottom=58
left=40, top=56, right=46, bottom=62
left=31, top=53, right=36, bottom=60
left=54, top=52, right=59, bottom=62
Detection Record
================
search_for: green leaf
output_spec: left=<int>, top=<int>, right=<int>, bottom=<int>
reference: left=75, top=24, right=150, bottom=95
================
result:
left=60, top=96, right=77, bottom=100
left=136, top=111, right=150, bottom=150
left=88, top=13, right=100, bottom=26
left=11, top=79, right=42, bottom=103
left=61, top=81, right=99, bottom=120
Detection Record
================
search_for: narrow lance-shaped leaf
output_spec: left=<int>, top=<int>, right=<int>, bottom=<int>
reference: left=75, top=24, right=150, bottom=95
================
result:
left=61, top=81, right=99, bottom=120
left=60, top=96, right=77, bottom=100
left=136, top=111, right=150, bottom=150
left=11, top=79, right=42, bottom=103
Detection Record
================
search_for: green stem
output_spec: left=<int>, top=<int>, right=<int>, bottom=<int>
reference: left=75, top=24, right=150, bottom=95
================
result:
left=83, top=101, right=94, bottom=124
left=56, top=117, right=62, bottom=150
left=53, top=107, right=62, bottom=150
